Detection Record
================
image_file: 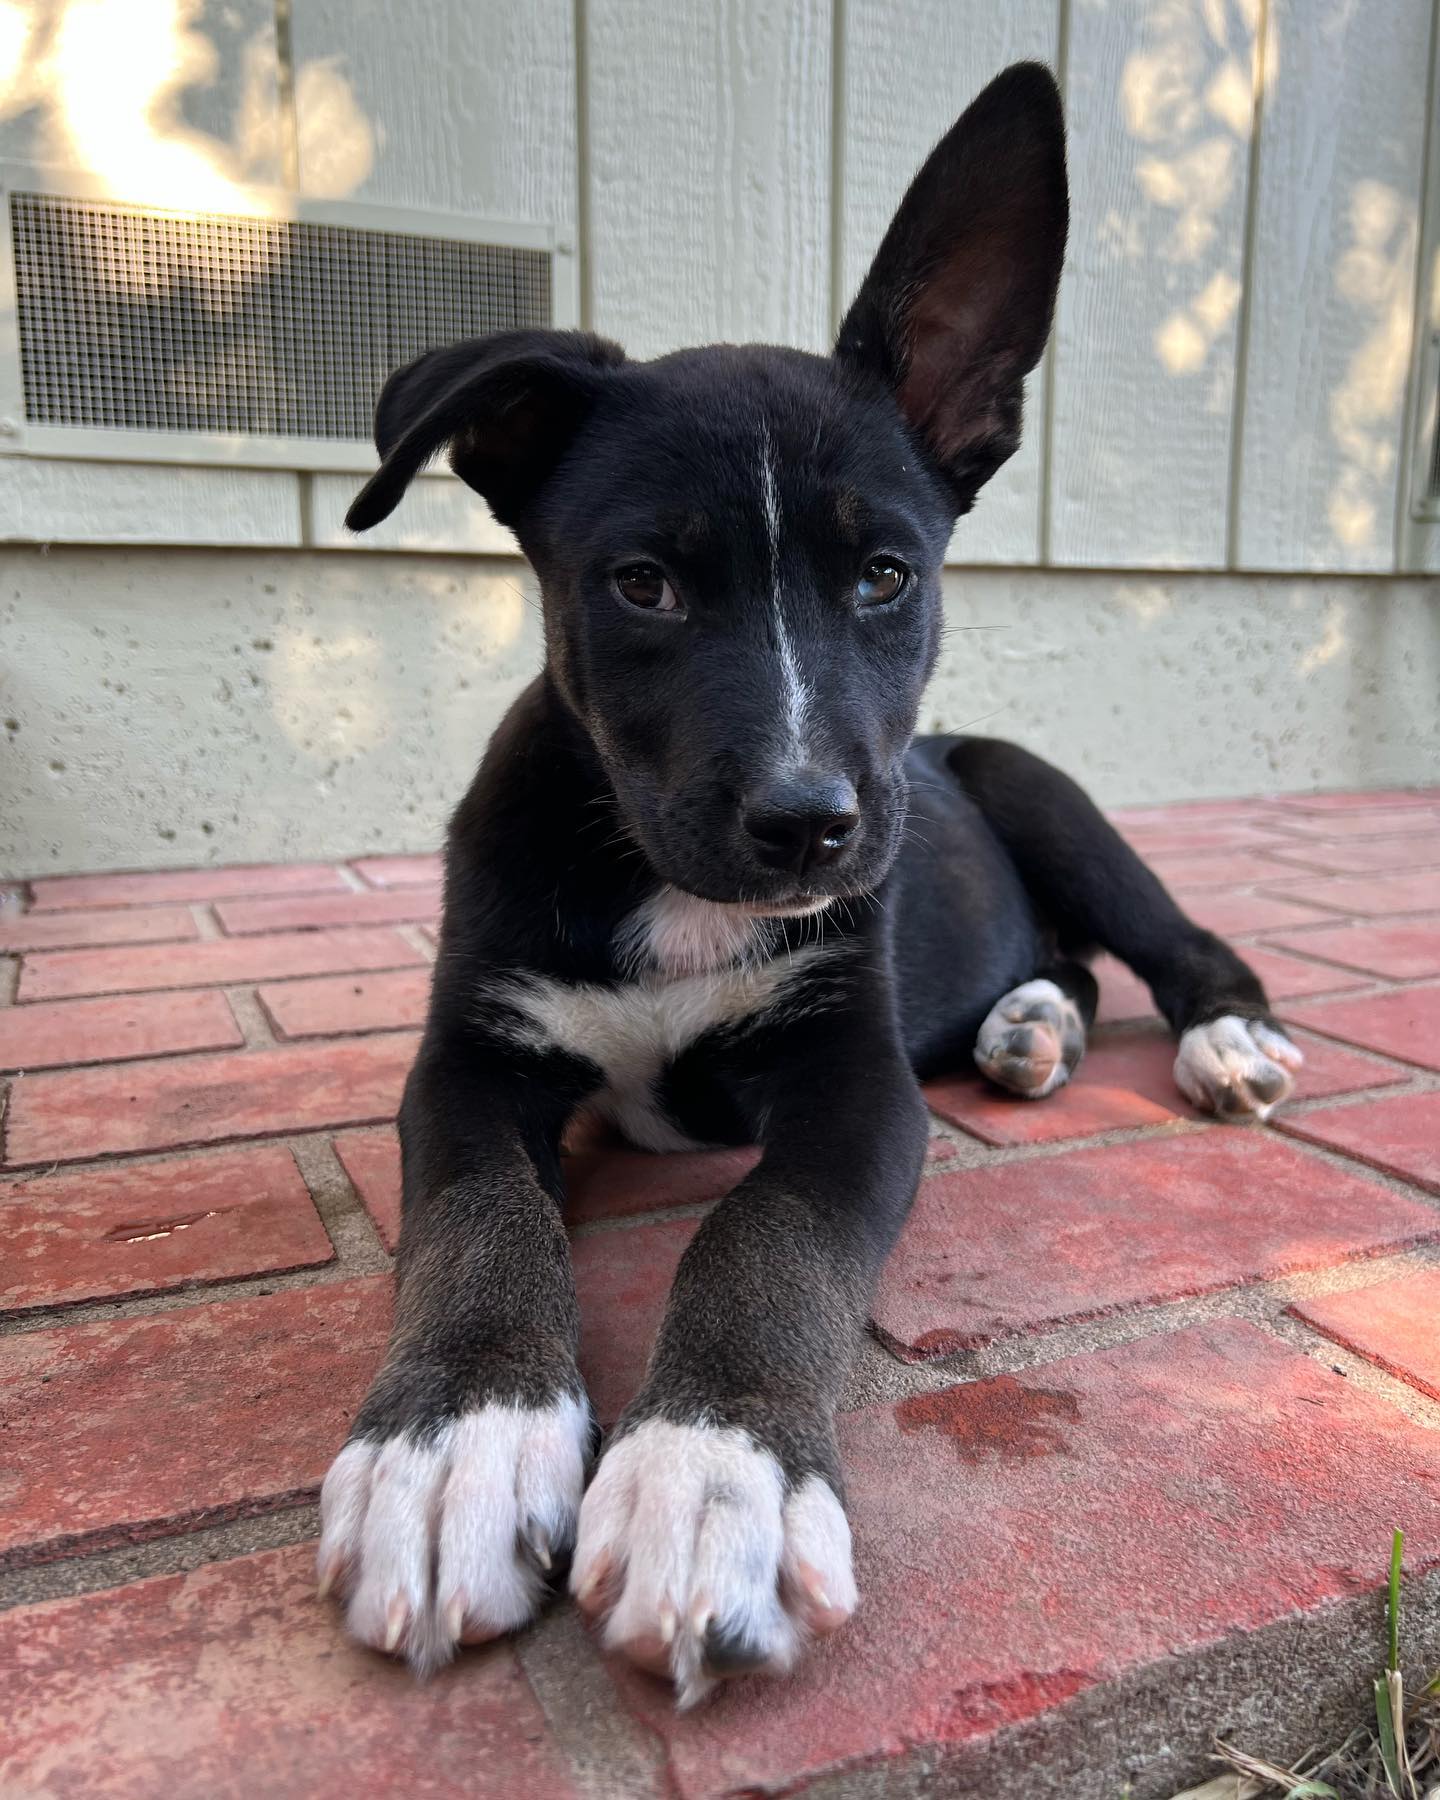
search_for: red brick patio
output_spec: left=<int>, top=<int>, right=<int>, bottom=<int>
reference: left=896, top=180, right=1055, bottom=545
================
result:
left=2, top=788, right=1439, bottom=1798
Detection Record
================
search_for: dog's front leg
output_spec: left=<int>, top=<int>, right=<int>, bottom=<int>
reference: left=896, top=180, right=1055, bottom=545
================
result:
left=571, top=998, right=928, bottom=1706
left=317, top=1025, right=595, bottom=1672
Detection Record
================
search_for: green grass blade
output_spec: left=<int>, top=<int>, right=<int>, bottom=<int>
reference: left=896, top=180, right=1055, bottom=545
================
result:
left=1375, top=1674, right=1402, bottom=1794
left=1388, top=1527, right=1404, bottom=1675
left=1283, top=1782, right=1340, bottom=1799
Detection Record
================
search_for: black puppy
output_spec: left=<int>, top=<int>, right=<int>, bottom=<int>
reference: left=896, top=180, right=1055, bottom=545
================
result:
left=317, top=63, right=1302, bottom=1705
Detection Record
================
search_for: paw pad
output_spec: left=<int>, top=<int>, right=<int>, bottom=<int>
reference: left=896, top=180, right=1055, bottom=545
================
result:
left=975, top=979, right=1086, bottom=1099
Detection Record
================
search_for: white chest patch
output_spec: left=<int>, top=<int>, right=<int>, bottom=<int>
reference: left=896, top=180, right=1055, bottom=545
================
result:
left=484, top=893, right=840, bottom=1151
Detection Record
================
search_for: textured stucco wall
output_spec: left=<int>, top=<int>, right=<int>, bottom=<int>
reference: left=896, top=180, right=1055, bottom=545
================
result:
left=2, top=547, right=1436, bottom=877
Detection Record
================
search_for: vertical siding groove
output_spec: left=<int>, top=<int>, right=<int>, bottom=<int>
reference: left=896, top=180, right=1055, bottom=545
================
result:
left=1224, top=0, right=1273, bottom=571
left=272, top=0, right=301, bottom=191
left=1393, top=0, right=1440, bottom=567
left=574, top=0, right=594, bottom=331
left=828, top=0, right=847, bottom=340
left=1037, top=0, right=1070, bottom=568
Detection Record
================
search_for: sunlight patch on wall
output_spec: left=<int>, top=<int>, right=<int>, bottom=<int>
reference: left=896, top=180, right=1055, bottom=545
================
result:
left=293, top=58, right=374, bottom=199
left=1297, top=598, right=1348, bottom=675
left=2, top=0, right=372, bottom=226
left=1326, top=179, right=1418, bottom=550
left=1119, top=0, right=1262, bottom=393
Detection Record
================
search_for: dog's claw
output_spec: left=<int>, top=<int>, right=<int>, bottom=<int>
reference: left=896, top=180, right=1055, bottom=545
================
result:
left=571, top=1420, right=857, bottom=1705
left=1175, top=1016, right=1304, bottom=1120
left=383, top=1594, right=409, bottom=1653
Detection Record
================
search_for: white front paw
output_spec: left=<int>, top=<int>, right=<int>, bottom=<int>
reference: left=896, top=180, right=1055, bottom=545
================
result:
left=317, top=1395, right=591, bottom=1673
left=1175, top=1016, right=1304, bottom=1121
left=569, top=1420, right=857, bottom=1708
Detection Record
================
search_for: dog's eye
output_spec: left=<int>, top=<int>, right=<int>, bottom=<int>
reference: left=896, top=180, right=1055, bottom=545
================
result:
left=613, top=563, right=682, bottom=614
left=856, top=558, right=909, bottom=607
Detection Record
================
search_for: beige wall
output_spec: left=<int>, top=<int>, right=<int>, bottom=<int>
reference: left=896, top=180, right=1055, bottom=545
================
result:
left=4, top=546, right=1435, bottom=878
left=2, top=2, right=1438, bottom=874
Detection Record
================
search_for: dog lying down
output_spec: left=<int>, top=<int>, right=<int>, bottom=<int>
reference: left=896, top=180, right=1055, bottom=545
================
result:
left=317, top=62, right=1303, bottom=1707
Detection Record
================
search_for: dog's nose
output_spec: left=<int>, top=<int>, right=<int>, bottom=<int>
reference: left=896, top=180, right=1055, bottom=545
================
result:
left=742, top=772, right=860, bottom=875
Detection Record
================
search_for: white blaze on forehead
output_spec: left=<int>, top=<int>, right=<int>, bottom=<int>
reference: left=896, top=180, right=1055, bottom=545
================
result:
left=760, top=424, right=813, bottom=762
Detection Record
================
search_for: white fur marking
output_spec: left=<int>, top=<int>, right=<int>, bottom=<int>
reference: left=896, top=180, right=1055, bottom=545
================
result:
left=1174, top=1015, right=1304, bottom=1121
left=487, top=940, right=840, bottom=1151
left=619, top=886, right=834, bottom=979
left=760, top=424, right=813, bottom=762
left=317, top=1396, right=590, bottom=1673
left=571, top=1420, right=856, bottom=1708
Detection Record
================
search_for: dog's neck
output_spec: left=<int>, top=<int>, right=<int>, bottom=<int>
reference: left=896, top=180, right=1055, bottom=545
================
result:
left=463, top=674, right=841, bottom=984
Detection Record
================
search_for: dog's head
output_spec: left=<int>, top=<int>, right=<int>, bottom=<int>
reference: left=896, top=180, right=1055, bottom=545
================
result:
left=349, top=63, right=1066, bottom=912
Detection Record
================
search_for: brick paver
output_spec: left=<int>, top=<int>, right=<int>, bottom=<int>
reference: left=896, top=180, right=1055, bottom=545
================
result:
left=1262, top=919, right=1440, bottom=980
left=28, top=863, right=348, bottom=911
left=1092, top=953, right=1158, bottom=1023
left=1290, top=1270, right=1440, bottom=1402
left=1284, top=982, right=1440, bottom=1072
left=0, top=1278, right=391, bottom=1567
left=1267, top=807, right=1440, bottom=839
left=1116, top=822, right=1287, bottom=855
left=872, top=1131, right=1439, bottom=1358
left=1277, top=1090, right=1440, bottom=1193
left=1181, top=890, right=1344, bottom=936
left=5, top=800, right=1439, bottom=1793
left=1273, top=788, right=1439, bottom=813
left=215, top=887, right=442, bottom=934
left=0, top=1546, right=579, bottom=1800
left=0, top=988, right=242, bottom=1073
left=351, top=853, right=445, bottom=887
left=18, top=926, right=423, bottom=1001
left=0, top=1146, right=333, bottom=1312
left=925, top=1051, right=1181, bottom=1145
left=1241, top=943, right=1375, bottom=997
left=608, top=1322, right=1440, bottom=1799
left=4, top=1034, right=421, bottom=1166
left=1268, top=870, right=1439, bottom=916
left=258, top=967, right=431, bottom=1039
left=0, top=905, right=199, bottom=954
left=1148, top=850, right=1310, bottom=889
left=574, top=1216, right=698, bottom=1423
left=565, top=1142, right=762, bottom=1224
left=1093, top=946, right=1367, bottom=1023
left=1261, top=834, right=1440, bottom=877
left=335, top=1125, right=763, bottom=1249
left=332, top=1126, right=404, bottom=1248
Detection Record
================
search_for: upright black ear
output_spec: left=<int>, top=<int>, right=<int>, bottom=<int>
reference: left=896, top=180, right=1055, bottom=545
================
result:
left=346, top=328, right=625, bottom=532
left=835, top=62, right=1067, bottom=512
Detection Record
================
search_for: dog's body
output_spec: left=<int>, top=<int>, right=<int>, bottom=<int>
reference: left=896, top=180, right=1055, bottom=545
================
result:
left=318, top=65, right=1302, bottom=1705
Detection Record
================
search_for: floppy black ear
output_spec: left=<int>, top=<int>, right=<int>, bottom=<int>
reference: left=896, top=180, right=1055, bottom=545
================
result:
left=346, top=328, right=626, bottom=532
left=835, top=62, right=1067, bottom=513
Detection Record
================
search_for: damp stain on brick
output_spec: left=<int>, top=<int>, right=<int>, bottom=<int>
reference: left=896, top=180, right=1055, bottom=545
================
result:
left=894, top=1375, right=1080, bottom=1462
left=104, top=1210, right=221, bottom=1244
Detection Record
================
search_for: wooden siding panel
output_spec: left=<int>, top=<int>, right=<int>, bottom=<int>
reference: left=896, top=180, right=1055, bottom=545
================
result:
left=585, top=0, right=832, bottom=359
left=841, top=0, right=1061, bottom=566
left=1235, top=0, right=1433, bottom=572
left=288, top=0, right=576, bottom=221
left=1050, top=0, right=1261, bottom=567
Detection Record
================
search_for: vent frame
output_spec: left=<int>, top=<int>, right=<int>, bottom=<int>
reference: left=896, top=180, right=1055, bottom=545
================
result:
left=0, top=161, right=578, bottom=474
left=1411, top=325, right=1440, bottom=523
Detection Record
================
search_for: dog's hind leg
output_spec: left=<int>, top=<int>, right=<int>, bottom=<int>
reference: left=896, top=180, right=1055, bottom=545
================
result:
left=973, top=960, right=1096, bottom=1098
left=945, top=737, right=1303, bottom=1120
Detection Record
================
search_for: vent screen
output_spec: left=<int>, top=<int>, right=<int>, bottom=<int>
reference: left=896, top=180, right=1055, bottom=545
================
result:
left=10, top=191, right=551, bottom=441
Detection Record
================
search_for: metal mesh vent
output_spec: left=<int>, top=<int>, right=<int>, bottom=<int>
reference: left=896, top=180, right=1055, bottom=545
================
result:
left=10, top=191, right=551, bottom=441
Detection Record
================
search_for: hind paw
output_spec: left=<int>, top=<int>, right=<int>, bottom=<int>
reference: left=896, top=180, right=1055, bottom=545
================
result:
left=1174, top=1016, right=1304, bottom=1121
left=974, top=979, right=1085, bottom=1099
